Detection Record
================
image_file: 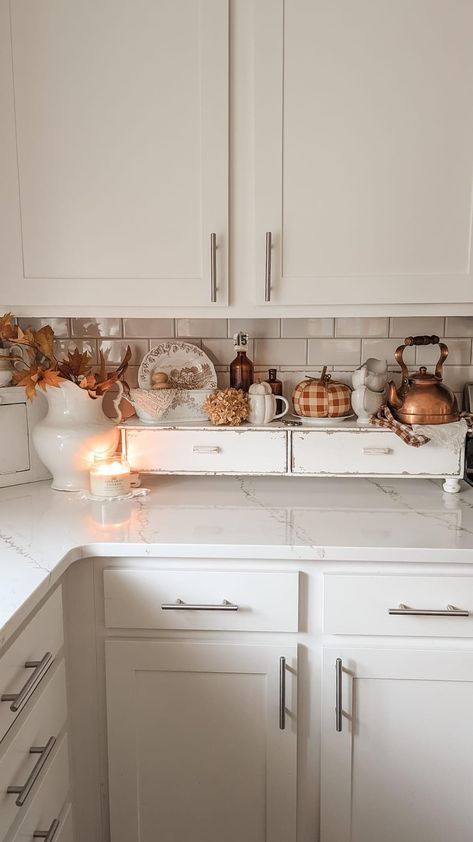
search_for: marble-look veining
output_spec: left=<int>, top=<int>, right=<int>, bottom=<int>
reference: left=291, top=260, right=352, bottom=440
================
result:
left=1, top=475, right=473, bottom=646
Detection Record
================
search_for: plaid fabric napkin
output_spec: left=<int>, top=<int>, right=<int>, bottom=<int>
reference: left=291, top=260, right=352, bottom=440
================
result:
left=370, top=406, right=473, bottom=448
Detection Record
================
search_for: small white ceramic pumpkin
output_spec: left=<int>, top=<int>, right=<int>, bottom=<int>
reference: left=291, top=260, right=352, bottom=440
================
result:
left=248, top=381, right=289, bottom=424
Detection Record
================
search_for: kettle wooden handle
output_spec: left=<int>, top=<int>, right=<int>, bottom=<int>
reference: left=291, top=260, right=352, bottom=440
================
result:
left=404, top=335, right=440, bottom=346
left=395, top=335, right=448, bottom=381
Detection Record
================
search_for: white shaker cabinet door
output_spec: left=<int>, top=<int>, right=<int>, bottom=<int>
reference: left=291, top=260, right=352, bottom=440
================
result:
left=3, top=0, right=228, bottom=307
left=320, top=648, right=473, bottom=842
left=105, top=640, right=297, bottom=842
left=254, top=0, right=473, bottom=305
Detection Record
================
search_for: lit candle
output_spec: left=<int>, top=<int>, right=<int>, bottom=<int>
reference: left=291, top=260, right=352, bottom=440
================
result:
left=89, top=453, right=131, bottom=498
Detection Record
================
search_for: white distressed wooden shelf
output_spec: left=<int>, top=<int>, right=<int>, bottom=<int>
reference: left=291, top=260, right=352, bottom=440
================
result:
left=120, top=420, right=465, bottom=493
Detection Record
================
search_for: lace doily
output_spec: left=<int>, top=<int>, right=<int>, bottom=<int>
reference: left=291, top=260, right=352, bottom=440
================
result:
left=412, top=419, right=468, bottom=453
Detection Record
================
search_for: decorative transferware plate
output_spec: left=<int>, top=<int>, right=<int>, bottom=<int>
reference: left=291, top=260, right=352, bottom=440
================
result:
left=138, top=342, right=217, bottom=390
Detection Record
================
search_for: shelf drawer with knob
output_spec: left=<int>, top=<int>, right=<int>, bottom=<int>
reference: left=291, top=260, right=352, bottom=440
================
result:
left=122, top=427, right=288, bottom=474
left=104, top=569, right=299, bottom=632
left=324, top=574, right=473, bottom=637
left=291, top=428, right=461, bottom=477
left=0, top=588, right=63, bottom=744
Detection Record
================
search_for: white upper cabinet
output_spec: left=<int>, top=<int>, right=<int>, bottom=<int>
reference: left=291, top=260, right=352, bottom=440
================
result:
left=254, top=0, right=473, bottom=306
left=2, top=0, right=228, bottom=307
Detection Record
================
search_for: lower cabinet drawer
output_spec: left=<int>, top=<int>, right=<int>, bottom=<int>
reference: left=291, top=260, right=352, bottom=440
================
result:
left=292, top=429, right=461, bottom=476
left=0, top=588, right=63, bottom=744
left=124, top=428, right=288, bottom=474
left=325, top=574, right=473, bottom=637
left=7, top=735, right=70, bottom=842
left=104, top=569, right=299, bottom=632
left=0, top=661, right=68, bottom=840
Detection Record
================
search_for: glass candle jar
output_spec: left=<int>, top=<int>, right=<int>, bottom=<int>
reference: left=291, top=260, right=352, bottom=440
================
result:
left=89, top=453, right=131, bottom=498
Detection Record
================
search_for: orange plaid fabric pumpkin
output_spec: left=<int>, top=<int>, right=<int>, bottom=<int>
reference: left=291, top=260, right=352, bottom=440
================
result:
left=292, top=367, right=352, bottom=418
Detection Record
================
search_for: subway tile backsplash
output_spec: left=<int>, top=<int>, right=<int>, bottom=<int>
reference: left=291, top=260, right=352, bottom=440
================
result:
left=13, top=315, right=473, bottom=407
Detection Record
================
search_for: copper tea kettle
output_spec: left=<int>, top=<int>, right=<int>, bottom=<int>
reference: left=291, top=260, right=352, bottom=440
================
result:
left=387, top=335, right=459, bottom=425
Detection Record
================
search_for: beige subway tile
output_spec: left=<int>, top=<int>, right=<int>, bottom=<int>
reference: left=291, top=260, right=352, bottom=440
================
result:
left=431, top=366, right=473, bottom=391
left=148, top=337, right=188, bottom=349
left=254, top=338, right=307, bottom=365
left=202, top=338, right=254, bottom=365
left=229, top=319, right=280, bottom=338
left=177, top=319, right=227, bottom=338
left=362, top=338, right=415, bottom=366
left=416, top=338, right=471, bottom=366
left=445, top=316, right=473, bottom=337
left=308, top=339, right=360, bottom=366
left=71, top=317, right=122, bottom=337
left=335, top=318, right=388, bottom=337
left=55, top=338, right=97, bottom=363
left=123, top=318, right=174, bottom=338
left=98, top=339, right=148, bottom=365
left=19, top=316, right=70, bottom=337
left=389, top=316, right=444, bottom=337
left=281, top=318, right=333, bottom=338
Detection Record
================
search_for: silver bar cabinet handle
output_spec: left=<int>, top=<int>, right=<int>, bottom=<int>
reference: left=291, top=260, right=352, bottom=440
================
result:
left=389, top=603, right=469, bottom=617
left=210, top=233, right=217, bottom=302
left=1, top=652, right=53, bottom=712
left=265, top=231, right=272, bottom=302
left=192, top=445, right=220, bottom=454
left=362, top=447, right=392, bottom=456
left=8, top=736, right=56, bottom=807
left=33, top=819, right=60, bottom=841
left=335, top=658, right=343, bottom=732
left=279, top=656, right=286, bottom=730
left=161, top=599, right=238, bottom=611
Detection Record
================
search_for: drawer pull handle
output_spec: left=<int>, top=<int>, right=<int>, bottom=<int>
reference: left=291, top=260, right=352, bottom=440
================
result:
left=210, top=232, right=217, bottom=303
left=1, top=652, right=53, bottom=712
left=34, top=819, right=60, bottom=841
left=161, top=598, right=238, bottom=611
left=265, top=231, right=272, bottom=302
left=362, top=447, right=392, bottom=455
left=279, top=656, right=286, bottom=730
left=8, top=736, right=56, bottom=807
left=335, top=658, right=343, bottom=733
left=389, top=603, right=469, bottom=617
left=192, top=445, right=221, bottom=454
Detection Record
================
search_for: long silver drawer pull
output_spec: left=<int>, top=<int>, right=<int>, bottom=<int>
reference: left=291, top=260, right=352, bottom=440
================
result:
left=1, top=652, right=53, bottom=712
left=389, top=603, right=469, bottom=617
left=33, top=819, right=60, bottom=841
left=8, top=736, right=56, bottom=807
left=265, top=231, right=272, bottom=302
left=279, top=656, right=286, bottom=730
left=161, top=599, right=238, bottom=611
left=335, top=658, right=343, bottom=733
left=210, top=233, right=217, bottom=303
left=362, top=447, right=392, bottom=455
left=192, top=445, right=221, bottom=454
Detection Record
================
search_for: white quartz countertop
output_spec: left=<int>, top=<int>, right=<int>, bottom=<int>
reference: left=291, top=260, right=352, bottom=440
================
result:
left=2, top=474, right=473, bottom=645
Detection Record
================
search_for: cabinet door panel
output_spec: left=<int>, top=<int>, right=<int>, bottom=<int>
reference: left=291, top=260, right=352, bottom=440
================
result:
left=255, top=0, right=473, bottom=304
left=321, top=648, right=473, bottom=842
left=5, top=0, right=228, bottom=306
left=106, top=640, right=297, bottom=842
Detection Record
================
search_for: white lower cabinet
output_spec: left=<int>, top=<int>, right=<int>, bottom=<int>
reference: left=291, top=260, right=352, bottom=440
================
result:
left=320, top=647, right=473, bottom=842
left=105, top=640, right=297, bottom=842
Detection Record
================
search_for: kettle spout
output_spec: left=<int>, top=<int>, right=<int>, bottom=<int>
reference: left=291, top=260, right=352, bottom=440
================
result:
left=387, top=380, right=402, bottom=409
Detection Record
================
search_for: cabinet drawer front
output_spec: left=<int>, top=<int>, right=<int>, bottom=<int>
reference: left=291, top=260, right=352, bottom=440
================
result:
left=0, top=661, right=68, bottom=840
left=292, top=430, right=461, bottom=476
left=325, top=574, right=473, bottom=637
left=8, top=735, right=70, bottom=842
left=0, top=588, right=63, bottom=744
left=104, top=569, right=299, bottom=632
left=125, top=429, right=288, bottom=474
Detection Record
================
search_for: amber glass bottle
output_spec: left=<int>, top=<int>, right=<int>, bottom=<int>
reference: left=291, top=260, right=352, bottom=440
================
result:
left=266, top=368, right=283, bottom=413
left=230, top=332, right=254, bottom=392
